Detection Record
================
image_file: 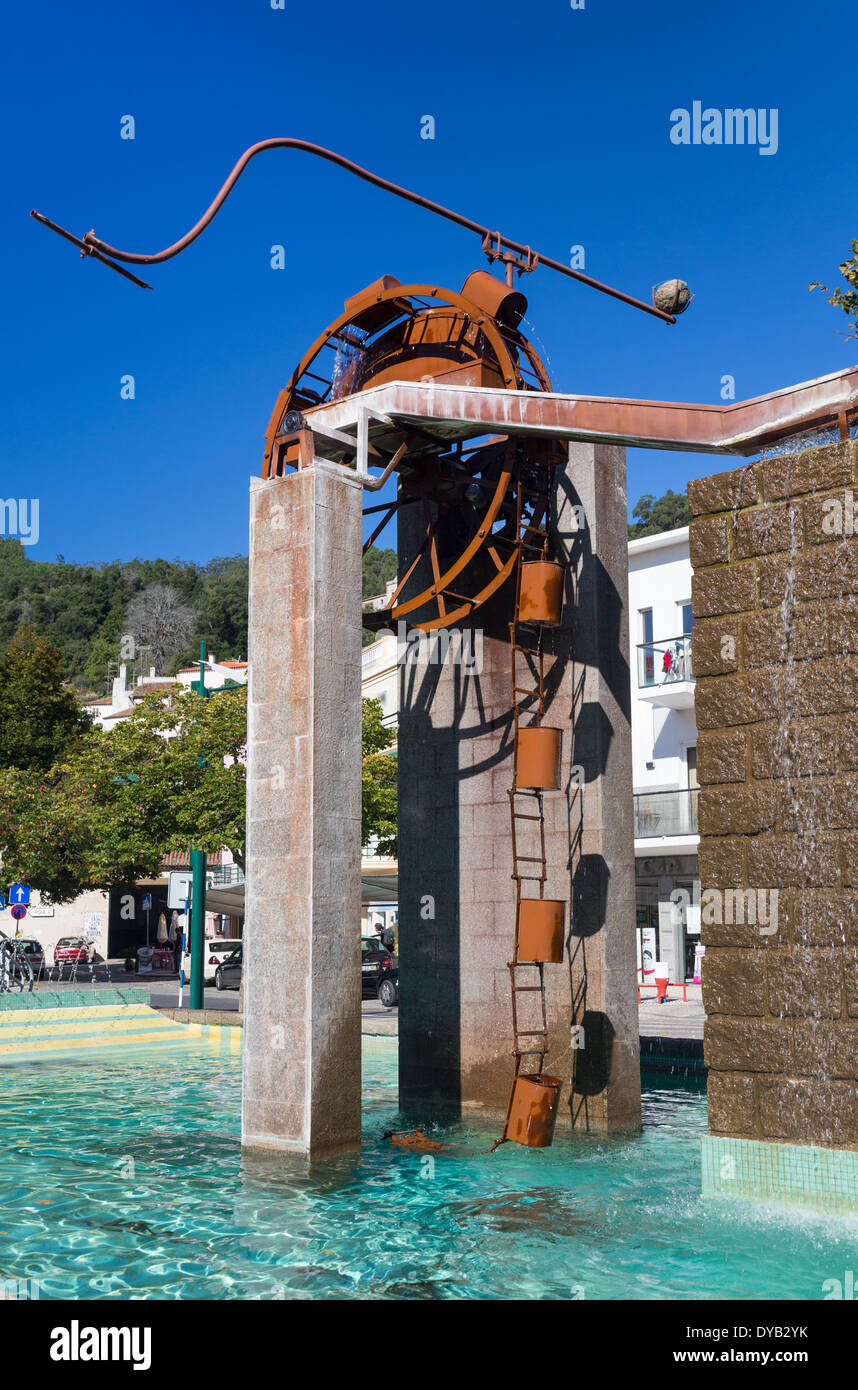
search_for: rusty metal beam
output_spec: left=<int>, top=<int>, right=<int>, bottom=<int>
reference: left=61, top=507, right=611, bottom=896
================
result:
left=302, top=366, right=858, bottom=457
left=30, top=138, right=676, bottom=322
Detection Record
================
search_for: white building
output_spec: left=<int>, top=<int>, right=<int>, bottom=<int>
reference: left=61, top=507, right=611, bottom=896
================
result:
left=360, top=527, right=701, bottom=979
left=84, top=658, right=248, bottom=729
left=628, top=526, right=700, bottom=986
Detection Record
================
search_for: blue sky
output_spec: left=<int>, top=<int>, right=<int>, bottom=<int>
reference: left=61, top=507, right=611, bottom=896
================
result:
left=1, top=0, right=855, bottom=564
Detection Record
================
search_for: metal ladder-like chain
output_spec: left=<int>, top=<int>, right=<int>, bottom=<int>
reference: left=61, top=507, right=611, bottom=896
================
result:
left=490, top=470, right=553, bottom=1149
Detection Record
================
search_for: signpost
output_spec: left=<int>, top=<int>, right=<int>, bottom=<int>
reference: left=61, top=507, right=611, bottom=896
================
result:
left=9, top=885, right=30, bottom=906
left=10, top=905, right=27, bottom=922
left=167, top=872, right=193, bottom=910
left=189, top=640, right=208, bottom=1011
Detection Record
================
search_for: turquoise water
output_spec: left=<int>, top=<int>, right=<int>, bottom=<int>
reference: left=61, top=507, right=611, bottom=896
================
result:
left=1, top=1037, right=855, bottom=1300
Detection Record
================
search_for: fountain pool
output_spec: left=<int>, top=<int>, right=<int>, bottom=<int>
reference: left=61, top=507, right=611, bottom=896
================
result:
left=1, top=1037, right=854, bottom=1300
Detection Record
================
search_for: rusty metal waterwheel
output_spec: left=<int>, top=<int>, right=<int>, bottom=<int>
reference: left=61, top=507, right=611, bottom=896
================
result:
left=263, top=272, right=562, bottom=631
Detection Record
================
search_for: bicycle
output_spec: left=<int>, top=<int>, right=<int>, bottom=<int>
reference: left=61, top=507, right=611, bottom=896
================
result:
left=0, top=930, right=35, bottom=994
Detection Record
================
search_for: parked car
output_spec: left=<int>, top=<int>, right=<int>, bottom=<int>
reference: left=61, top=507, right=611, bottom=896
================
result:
left=16, top=939, right=45, bottom=978
left=214, top=944, right=242, bottom=991
left=183, top=938, right=242, bottom=985
left=53, top=936, right=92, bottom=965
left=361, top=935, right=399, bottom=1008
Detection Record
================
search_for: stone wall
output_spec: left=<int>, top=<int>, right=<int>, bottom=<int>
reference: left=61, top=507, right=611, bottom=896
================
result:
left=690, top=437, right=858, bottom=1151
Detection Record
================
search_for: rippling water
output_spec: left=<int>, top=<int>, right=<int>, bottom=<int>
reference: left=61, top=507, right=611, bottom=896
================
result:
left=1, top=1039, right=853, bottom=1299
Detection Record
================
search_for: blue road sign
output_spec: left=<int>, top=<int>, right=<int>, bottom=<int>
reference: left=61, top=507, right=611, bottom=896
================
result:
left=9, top=885, right=30, bottom=906
left=142, top=893, right=152, bottom=911
left=0, top=894, right=5, bottom=910
left=10, top=904, right=27, bottom=921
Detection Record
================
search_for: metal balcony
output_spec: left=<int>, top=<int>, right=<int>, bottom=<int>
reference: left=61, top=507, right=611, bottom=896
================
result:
left=206, top=864, right=246, bottom=888
left=636, top=634, right=695, bottom=708
left=634, top=788, right=699, bottom=839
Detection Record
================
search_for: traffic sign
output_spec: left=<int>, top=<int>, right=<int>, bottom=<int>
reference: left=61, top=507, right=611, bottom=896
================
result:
left=10, top=904, right=27, bottom=921
left=141, top=893, right=152, bottom=911
left=0, top=894, right=5, bottom=911
left=168, top=871, right=193, bottom=910
left=9, top=885, right=30, bottom=905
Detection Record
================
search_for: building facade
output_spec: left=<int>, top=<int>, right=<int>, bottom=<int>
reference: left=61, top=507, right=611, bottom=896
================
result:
left=628, top=526, right=700, bottom=985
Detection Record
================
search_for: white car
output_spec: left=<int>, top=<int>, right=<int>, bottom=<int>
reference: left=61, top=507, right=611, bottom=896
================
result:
left=182, top=938, right=242, bottom=985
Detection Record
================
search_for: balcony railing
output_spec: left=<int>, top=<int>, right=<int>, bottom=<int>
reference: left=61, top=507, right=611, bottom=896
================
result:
left=634, top=788, right=699, bottom=838
left=206, top=864, right=246, bottom=888
left=637, top=634, right=693, bottom=688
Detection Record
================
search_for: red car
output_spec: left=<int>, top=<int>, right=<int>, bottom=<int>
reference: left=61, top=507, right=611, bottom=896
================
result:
left=53, top=936, right=92, bottom=965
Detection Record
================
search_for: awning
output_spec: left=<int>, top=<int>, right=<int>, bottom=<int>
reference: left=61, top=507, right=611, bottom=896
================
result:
left=361, top=873, right=398, bottom=905
left=193, top=872, right=399, bottom=920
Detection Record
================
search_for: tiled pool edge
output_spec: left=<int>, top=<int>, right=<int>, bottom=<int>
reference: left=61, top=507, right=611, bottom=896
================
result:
left=702, top=1134, right=858, bottom=1215
left=0, top=987, right=151, bottom=1010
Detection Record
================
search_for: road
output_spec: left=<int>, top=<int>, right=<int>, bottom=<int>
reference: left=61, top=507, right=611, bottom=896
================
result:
left=32, top=968, right=702, bottom=1038
left=31, top=967, right=400, bottom=1023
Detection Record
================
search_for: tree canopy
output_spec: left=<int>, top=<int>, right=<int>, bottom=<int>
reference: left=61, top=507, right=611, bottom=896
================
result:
left=0, top=687, right=247, bottom=902
left=628, top=489, right=691, bottom=539
left=0, top=626, right=89, bottom=772
left=361, top=697, right=397, bottom=859
left=0, top=543, right=398, bottom=690
left=810, top=239, right=858, bottom=340
left=0, top=674, right=398, bottom=901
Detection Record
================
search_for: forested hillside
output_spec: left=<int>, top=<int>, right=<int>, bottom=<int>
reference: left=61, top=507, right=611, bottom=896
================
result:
left=0, top=539, right=398, bottom=694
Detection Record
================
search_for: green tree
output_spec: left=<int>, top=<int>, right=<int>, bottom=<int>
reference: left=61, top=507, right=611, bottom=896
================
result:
left=361, top=697, right=397, bottom=857
left=0, top=687, right=398, bottom=901
left=628, top=489, right=691, bottom=539
left=810, top=240, right=858, bottom=339
left=0, top=687, right=247, bottom=902
left=362, top=546, right=397, bottom=599
left=0, top=627, right=89, bottom=772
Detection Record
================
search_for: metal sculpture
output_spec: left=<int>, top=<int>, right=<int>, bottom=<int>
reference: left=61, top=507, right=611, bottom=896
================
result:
left=30, top=138, right=690, bottom=1148
left=31, top=139, right=686, bottom=637
left=263, top=270, right=567, bottom=632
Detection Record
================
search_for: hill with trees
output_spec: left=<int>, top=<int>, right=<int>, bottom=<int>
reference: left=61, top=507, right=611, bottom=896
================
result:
left=0, top=540, right=398, bottom=693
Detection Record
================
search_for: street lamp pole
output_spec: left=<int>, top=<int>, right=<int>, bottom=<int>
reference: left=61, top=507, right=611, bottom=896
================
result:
left=189, top=640, right=208, bottom=1010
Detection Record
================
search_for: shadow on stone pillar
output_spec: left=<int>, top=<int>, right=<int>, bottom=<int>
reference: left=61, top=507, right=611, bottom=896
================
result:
left=397, top=440, right=641, bottom=1134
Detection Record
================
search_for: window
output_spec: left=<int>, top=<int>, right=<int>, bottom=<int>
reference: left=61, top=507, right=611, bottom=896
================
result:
left=686, top=746, right=698, bottom=790
left=640, top=609, right=654, bottom=684
left=679, top=601, right=694, bottom=635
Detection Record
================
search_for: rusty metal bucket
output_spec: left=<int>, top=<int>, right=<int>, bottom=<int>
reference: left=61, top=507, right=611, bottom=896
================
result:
left=518, top=899, right=565, bottom=963
left=515, top=726, right=561, bottom=790
left=518, top=561, right=564, bottom=626
left=506, top=1074, right=563, bottom=1148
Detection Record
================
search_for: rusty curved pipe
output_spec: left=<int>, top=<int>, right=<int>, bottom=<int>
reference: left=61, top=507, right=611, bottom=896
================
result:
left=32, top=137, right=676, bottom=323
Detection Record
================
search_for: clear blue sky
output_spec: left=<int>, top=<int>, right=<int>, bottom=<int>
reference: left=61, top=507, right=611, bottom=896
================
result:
left=2, top=0, right=855, bottom=564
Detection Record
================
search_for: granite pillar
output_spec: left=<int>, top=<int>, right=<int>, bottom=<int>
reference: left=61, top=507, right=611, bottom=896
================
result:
left=242, top=461, right=363, bottom=1155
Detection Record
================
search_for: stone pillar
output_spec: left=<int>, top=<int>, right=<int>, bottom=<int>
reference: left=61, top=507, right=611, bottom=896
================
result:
left=691, top=436, right=858, bottom=1212
left=242, top=462, right=363, bottom=1156
left=397, top=441, right=640, bottom=1133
